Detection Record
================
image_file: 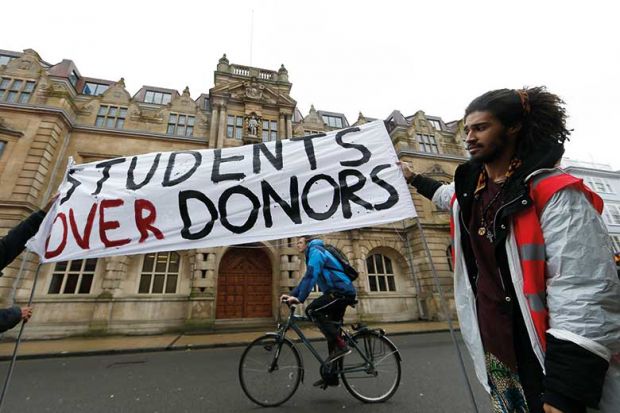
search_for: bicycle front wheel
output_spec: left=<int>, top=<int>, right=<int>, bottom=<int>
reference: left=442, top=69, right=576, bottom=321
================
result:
left=341, top=332, right=401, bottom=403
left=238, top=334, right=302, bottom=407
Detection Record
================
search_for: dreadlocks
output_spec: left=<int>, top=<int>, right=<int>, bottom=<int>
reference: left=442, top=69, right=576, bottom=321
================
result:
left=464, top=86, right=571, bottom=162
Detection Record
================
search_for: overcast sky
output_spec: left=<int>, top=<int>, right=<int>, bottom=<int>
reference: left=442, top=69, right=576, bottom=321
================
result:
left=4, top=0, right=619, bottom=169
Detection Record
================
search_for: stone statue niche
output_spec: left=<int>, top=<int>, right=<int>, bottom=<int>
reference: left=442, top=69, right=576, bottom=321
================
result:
left=246, top=113, right=262, bottom=138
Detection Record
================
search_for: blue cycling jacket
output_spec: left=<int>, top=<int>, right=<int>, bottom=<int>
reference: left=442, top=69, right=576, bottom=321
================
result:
left=290, top=239, right=356, bottom=303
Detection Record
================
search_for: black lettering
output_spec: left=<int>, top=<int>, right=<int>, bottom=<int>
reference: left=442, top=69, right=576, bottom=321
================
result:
left=163, top=151, right=202, bottom=187
left=291, top=134, right=325, bottom=170
left=92, top=158, right=126, bottom=195
left=301, top=174, right=340, bottom=221
left=261, top=177, right=301, bottom=228
left=253, top=140, right=283, bottom=174
left=335, top=127, right=370, bottom=167
left=371, top=164, right=399, bottom=210
left=61, top=172, right=81, bottom=205
left=219, top=186, right=260, bottom=234
left=178, top=190, right=219, bottom=240
left=127, top=153, right=161, bottom=190
left=338, top=169, right=373, bottom=218
left=212, top=149, right=246, bottom=183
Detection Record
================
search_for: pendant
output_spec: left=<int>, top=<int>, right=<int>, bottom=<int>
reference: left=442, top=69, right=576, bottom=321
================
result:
left=478, top=227, right=486, bottom=236
left=486, top=231, right=495, bottom=243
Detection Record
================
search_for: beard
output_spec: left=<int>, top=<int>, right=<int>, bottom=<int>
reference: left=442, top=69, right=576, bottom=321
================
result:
left=469, top=131, right=510, bottom=163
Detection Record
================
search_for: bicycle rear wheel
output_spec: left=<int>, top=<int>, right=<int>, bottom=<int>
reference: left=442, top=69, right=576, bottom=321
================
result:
left=341, top=332, right=401, bottom=403
left=238, top=334, right=302, bottom=407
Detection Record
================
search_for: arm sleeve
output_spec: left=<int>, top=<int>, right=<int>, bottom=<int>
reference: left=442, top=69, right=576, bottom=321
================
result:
left=290, top=248, right=325, bottom=303
left=540, top=187, right=620, bottom=408
left=0, top=306, right=22, bottom=333
left=409, top=175, right=455, bottom=211
left=0, top=210, right=46, bottom=271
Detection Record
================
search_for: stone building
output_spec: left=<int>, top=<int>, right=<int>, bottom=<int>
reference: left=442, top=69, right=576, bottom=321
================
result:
left=0, top=48, right=467, bottom=338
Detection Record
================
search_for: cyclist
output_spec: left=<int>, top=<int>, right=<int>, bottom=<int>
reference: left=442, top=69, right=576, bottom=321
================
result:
left=280, top=235, right=357, bottom=389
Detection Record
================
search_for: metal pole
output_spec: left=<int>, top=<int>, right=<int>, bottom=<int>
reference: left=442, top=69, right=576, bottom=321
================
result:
left=402, top=220, right=426, bottom=320
left=415, top=217, right=480, bottom=413
left=0, top=263, right=42, bottom=412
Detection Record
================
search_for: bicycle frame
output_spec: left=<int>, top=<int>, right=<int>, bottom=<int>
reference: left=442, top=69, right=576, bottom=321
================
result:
left=272, top=303, right=377, bottom=376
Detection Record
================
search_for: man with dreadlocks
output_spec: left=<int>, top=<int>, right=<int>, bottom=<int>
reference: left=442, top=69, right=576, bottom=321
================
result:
left=400, top=87, right=620, bottom=413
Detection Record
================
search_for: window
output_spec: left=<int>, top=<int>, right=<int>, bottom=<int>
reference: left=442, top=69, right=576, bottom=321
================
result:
left=144, top=90, right=171, bottom=105
left=0, top=78, right=36, bottom=103
left=69, top=70, right=79, bottom=88
left=138, top=252, right=180, bottom=294
left=82, top=82, right=109, bottom=96
left=167, top=113, right=195, bottom=137
left=0, top=55, right=14, bottom=66
left=322, top=115, right=343, bottom=128
left=0, top=140, right=6, bottom=158
left=584, top=177, right=614, bottom=194
left=226, top=115, right=244, bottom=139
left=603, top=203, right=620, bottom=225
left=262, top=119, right=278, bottom=142
left=366, top=254, right=396, bottom=292
left=416, top=133, right=439, bottom=153
left=428, top=119, right=442, bottom=130
left=304, top=130, right=321, bottom=136
left=611, top=235, right=620, bottom=253
left=48, top=259, right=97, bottom=294
left=95, top=105, right=127, bottom=129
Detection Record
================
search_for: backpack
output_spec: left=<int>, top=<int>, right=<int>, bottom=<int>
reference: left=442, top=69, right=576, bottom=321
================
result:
left=322, top=244, right=359, bottom=281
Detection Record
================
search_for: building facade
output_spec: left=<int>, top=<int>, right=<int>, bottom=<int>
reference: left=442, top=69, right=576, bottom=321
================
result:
left=0, top=48, right=467, bottom=338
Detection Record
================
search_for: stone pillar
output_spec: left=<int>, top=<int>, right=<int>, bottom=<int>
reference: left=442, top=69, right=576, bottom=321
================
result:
left=217, top=105, right=227, bottom=148
left=279, top=114, right=285, bottom=139
left=286, top=115, right=293, bottom=139
left=186, top=248, right=217, bottom=331
left=89, top=256, right=128, bottom=333
left=209, top=105, right=219, bottom=148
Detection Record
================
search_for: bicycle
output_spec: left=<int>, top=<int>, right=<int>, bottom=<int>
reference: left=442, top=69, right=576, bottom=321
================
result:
left=238, top=301, right=402, bottom=407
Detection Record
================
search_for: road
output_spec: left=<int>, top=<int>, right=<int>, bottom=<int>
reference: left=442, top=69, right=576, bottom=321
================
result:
left=0, top=332, right=491, bottom=412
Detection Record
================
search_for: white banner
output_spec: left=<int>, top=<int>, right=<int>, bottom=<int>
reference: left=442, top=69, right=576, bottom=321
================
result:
left=27, top=120, right=416, bottom=263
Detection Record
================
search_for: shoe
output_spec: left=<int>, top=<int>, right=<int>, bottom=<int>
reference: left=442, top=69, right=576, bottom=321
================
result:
left=328, top=346, right=351, bottom=362
left=313, top=378, right=328, bottom=389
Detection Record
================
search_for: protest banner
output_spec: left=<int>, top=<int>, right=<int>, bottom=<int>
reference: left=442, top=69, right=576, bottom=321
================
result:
left=27, top=120, right=416, bottom=263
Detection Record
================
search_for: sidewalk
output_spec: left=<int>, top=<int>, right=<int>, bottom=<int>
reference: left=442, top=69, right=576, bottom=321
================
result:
left=0, top=320, right=458, bottom=361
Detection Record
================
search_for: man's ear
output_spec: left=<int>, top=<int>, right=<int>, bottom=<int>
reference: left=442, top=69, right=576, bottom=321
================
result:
left=507, top=123, right=522, bottom=138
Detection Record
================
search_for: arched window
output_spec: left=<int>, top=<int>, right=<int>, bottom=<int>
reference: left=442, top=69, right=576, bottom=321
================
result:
left=138, top=252, right=180, bottom=294
left=48, top=259, right=97, bottom=294
left=446, top=245, right=454, bottom=272
left=366, top=254, right=396, bottom=292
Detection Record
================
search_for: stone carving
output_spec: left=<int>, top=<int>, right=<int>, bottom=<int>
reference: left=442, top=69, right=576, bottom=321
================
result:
left=248, top=115, right=259, bottom=136
left=244, top=81, right=264, bottom=100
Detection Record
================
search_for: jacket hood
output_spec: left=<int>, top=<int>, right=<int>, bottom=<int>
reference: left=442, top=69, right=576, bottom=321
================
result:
left=307, top=239, right=324, bottom=249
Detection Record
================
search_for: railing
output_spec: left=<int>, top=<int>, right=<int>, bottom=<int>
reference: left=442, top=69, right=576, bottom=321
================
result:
left=229, top=64, right=277, bottom=80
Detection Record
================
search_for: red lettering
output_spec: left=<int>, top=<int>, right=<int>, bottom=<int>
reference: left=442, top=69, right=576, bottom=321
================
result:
left=99, top=199, right=131, bottom=248
left=45, top=213, right=68, bottom=259
left=134, top=199, right=164, bottom=243
left=69, top=203, right=97, bottom=249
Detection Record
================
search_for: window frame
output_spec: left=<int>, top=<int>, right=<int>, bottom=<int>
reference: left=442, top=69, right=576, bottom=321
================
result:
left=262, top=119, right=278, bottom=142
left=416, top=133, right=440, bottom=154
left=0, top=77, right=36, bottom=104
left=366, top=253, right=397, bottom=292
left=321, top=115, right=343, bottom=128
left=47, top=259, right=97, bottom=295
left=226, top=115, right=244, bottom=139
left=610, top=234, right=620, bottom=253
left=585, top=176, right=614, bottom=194
left=603, top=203, right=620, bottom=225
left=167, top=113, right=195, bottom=137
left=82, top=82, right=109, bottom=96
left=138, top=251, right=180, bottom=294
left=144, top=90, right=172, bottom=105
left=95, top=105, right=127, bottom=129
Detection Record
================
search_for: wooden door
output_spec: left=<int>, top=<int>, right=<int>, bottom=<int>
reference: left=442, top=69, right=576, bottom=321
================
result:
left=216, top=248, right=272, bottom=319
